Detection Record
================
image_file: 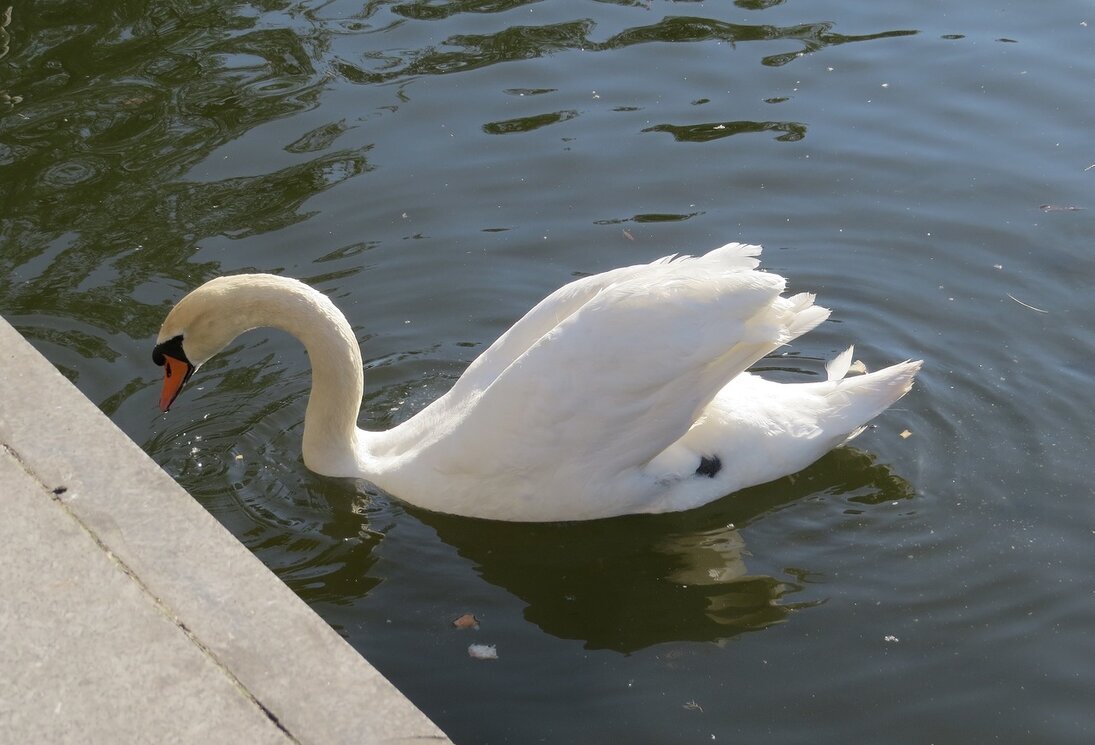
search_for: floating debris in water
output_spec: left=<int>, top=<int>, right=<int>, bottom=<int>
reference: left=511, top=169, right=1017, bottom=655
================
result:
left=452, top=613, right=480, bottom=630
left=468, top=644, right=498, bottom=660
left=1006, top=293, right=1049, bottom=314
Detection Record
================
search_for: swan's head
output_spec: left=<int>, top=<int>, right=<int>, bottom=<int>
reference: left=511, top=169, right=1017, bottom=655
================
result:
left=153, top=276, right=260, bottom=412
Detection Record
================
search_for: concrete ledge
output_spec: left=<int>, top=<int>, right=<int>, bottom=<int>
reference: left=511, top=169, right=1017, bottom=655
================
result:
left=0, top=315, right=451, bottom=744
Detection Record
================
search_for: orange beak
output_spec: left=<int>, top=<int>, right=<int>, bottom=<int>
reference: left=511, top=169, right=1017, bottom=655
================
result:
left=159, top=354, right=194, bottom=412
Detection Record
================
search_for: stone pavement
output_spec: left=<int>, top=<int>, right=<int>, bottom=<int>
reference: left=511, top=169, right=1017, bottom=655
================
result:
left=0, top=315, right=452, bottom=744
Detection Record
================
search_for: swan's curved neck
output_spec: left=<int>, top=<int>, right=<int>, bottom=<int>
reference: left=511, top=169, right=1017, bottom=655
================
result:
left=224, top=277, right=364, bottom=474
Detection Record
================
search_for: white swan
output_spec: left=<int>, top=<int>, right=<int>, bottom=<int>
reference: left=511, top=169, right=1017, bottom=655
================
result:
left=154, top=243, right=921, bottom=522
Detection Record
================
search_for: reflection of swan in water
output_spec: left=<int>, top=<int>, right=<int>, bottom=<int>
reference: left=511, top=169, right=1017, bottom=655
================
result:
left=658, top=527, right=749, bottom=587
left=146, top=362, right=914, bottom=651
left=412, top=446, right=914, bottom=653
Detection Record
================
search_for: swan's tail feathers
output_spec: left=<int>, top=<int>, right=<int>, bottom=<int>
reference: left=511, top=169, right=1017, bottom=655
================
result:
left=825, top=345, right=855, bottom=381
left=786, top=292, right=831, bottom=342
left=704, top=242, right=763, bottom=271
left=705, top=241, right=763, bottom=261
left=827, top=358, right=923, bottom=442
left=653, top=242, right=762, bottom=269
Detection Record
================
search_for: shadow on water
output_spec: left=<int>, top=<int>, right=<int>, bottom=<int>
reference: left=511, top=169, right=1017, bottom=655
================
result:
left=407, top=446, right=913, bottom=653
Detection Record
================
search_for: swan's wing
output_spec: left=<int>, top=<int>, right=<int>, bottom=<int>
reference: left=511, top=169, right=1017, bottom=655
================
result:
left=449, top=242, right=765, bottom=397
left=445, top=245, right=829, bottom=489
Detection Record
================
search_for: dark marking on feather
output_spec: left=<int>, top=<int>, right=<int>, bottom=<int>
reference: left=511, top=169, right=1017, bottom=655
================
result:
left=696, top=454, right=721, bottom=478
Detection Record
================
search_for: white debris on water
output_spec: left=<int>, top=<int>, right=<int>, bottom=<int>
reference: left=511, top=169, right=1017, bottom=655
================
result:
left=468, top=643, right=498, bottom=660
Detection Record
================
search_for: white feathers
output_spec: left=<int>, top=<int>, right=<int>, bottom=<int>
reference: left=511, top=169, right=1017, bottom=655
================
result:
left=826, top=345, right=855, bottom=381
left=825, top=346, right=872, bottom=382
left=159, top=243, right=922, bottom=521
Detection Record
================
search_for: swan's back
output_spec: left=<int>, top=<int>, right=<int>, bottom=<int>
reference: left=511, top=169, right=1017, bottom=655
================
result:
left=366, top=243, right=876, bottom=521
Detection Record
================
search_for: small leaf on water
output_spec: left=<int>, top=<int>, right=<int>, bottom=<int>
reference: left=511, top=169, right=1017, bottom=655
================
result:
left=452, top=613, right=480, bottom=630
left=900, top=430, right=913, bottom=439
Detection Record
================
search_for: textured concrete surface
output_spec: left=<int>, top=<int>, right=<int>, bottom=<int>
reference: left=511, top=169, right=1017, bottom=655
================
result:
left=0, top=315, right=452, bottom=744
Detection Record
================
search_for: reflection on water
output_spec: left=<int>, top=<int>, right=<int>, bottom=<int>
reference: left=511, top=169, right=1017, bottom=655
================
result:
left=341, top=9, right=916, bottom=80
left=147, top=369, right=912, bottom=653
left=1, top=1, right=324, bottom=349
left=644, top=118, right=807, bottom=143
left=411, top=447, right=911, bottom=652
left=0, top=0, right=918, bottom=352
left=146, top=386, right=389, bottom=607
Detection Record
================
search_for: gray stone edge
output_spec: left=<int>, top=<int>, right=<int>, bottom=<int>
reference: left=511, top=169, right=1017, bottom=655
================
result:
left=0, top=315, right=452, bottom=745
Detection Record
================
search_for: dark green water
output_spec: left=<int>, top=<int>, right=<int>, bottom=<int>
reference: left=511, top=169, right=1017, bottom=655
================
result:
left=3, top=1, right=1093, bottom=742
